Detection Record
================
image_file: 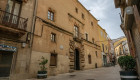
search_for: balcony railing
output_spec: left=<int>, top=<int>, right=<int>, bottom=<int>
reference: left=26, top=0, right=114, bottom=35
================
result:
left=0, top=9, right=28, bottom=31
left=73, top=31, right=83, bottom=42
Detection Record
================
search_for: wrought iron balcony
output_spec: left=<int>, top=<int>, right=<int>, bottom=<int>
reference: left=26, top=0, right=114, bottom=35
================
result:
left=0, top=9, right=28, bottom=31
left=73, top=31, right=83, bottom=42
left=0, top=9, right=28, bottom=39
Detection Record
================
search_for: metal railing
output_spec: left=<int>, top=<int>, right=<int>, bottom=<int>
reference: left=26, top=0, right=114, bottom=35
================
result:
left=73, top=31, right=83, bottom=40
left=0, top=9, right=28, bottom=31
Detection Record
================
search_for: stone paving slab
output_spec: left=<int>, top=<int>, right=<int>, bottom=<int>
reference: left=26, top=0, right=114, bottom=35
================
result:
left=27, top=65, right=121, bottom=80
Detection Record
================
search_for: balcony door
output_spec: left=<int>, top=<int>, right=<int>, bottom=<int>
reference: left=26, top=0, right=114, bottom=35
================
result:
left=3, top=0, right=22, bottom=27
left=74, top=26, right=79, bottom=38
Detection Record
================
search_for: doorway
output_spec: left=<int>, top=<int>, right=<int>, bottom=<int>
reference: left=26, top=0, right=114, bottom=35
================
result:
left=0, top=50, right=14, bottom=77
left=103, top=55, right=107, bottom=66
left=74, top=49, right=80, bottom=70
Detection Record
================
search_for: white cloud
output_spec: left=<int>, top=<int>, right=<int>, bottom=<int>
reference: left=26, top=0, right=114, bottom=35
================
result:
left=79, top=0, right=125, bottom=39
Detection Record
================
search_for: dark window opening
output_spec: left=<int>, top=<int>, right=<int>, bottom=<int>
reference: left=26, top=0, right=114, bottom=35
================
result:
left=92, top=38, right=95, bottom=44
left=82, top=13, right=84, bottom=19
left=88, top=55, right=92, bottom=64
left=85, top=33, right=88, bottom=41
left=102, top=44, right=104, bottom=52
left=91, top=22, right=93, bottom=26
left=95, top=51, right=98, bottom=57
left=75, top=8, right=78, bottom=13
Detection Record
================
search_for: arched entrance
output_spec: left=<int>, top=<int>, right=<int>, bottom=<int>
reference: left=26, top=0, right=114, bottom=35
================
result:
left=74, top=49, right=80, bottom=70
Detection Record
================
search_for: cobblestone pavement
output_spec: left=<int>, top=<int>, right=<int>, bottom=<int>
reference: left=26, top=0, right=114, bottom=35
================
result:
left=28, top=65, right=121, bottom=80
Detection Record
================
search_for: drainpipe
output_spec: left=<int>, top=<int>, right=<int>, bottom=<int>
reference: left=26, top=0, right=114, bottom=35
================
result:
left=28, top=0, right=38, bottom=73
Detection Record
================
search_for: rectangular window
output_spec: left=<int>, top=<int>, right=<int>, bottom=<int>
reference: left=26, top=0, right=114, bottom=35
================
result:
left=91, top=22, right=93, bottom=26
left=85, top=33, right=88, bottom=41
left=102, top=44, right=104, bottom=52
left=75, top=8, right=78, bottom=13
left=101, top=31, right=103, bottom=36
left=48, top=10, right=54, bottom=21
left=88, top=55, right=92, bottom=64
left=92, top=38, right=94, bottom=44
left=95, top=51, right=98, bottom=57
left=51, top=33, right=56, bottom=42
left=50, top=53, right=57, bottom=66
left=82, top=13, right=84, bottom=19
left=74, top=26, right=79, bottom=37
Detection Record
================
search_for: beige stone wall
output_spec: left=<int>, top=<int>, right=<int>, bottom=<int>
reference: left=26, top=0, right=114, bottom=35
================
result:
left=83, top=41, right=102, bottom=69
left=30, top=0, right=103, bottom=78
left=0, top=0, right=35, bottom=80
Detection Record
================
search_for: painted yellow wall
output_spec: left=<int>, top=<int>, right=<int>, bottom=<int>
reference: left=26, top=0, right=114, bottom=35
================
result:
left=97, top=25, right=109, bottom=54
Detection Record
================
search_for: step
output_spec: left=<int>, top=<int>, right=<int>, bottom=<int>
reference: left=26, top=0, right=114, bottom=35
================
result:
left=0, top=77, right=9, bottom=80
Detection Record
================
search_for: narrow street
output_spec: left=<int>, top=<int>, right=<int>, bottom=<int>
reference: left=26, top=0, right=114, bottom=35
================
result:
left=35, top=65, right=121, bottom=80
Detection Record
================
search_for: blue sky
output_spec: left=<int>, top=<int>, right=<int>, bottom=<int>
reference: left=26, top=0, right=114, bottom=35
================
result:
left=79, top=0, right=125, bottom=39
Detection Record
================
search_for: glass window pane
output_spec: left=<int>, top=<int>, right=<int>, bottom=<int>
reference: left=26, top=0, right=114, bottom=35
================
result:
left=48, top=11, right=50, bottom=19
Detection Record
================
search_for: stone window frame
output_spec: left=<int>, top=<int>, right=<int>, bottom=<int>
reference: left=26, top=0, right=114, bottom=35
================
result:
left=82, top=13, right=85, bottom=19
left=74, top=25, right=79, bottom=37
left=85, top=33, right=88, bottom=41
left=92, top=38, right=95, bottom=44
left=48, top=8, right=55, bottom=21
left=51, top=33, right=56, bottom=42
left=88, top=54, right=92, bottom=64
left=95, top=51, right=98, bottom=57
left=75, top=7, right=78, bottom=13
left=91, top=22, right=93, bottom=26
left=50, top=53, right=57, bottom=67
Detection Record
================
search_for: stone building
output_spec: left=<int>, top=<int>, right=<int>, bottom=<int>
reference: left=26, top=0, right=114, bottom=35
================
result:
left=29, top=0, right=102, bottom=78
left=0, top=0, right=36, bottom=80
left=114, top=0, right=140, bottom=76
left=114, top=37, right=130, bottom=59
left=97, top=25, right=110, bottom=66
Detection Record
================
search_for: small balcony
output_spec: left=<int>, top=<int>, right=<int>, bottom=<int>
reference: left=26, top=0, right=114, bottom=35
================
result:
left=0, top=9, right=28, bottom=39
left=73, top=32, right=83, bottom=42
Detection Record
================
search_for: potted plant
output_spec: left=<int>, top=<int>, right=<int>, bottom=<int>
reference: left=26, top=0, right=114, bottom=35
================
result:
left=37, top=56, right=48, bottom=79
left=118, top=56, right=139, bottom=80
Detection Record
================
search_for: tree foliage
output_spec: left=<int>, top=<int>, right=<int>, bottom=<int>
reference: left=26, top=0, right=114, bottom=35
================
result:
left=39, top=56, right=48, bottom=71
left=118, top=56, right=136, bottom=71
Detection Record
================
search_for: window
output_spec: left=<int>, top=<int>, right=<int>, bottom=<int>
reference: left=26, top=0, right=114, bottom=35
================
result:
left=82, top=13, right=84, bottom=19
left=91, top=22, right=93, bottom=26
left=85, top=33, right=88, bottom=41
left=50, top=53, right=57, bottom=66
left=101, top=31, right=103, bottom=36
left=95, top=51, right=98, bottom=57
left=102, top=44, right=104, bottom=52
left=88, top=54, right=92, bottom=64
left=74, top=26, right=79, bottom=37
left=92, top=38, right=95, bottom=44
left=75, top=8, right=78, bottom=13
left=106, top=46, right=108, bottom=50
left=51, top=33, right=56, bottom=42
left=48, top=10, right=54, bottom=21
